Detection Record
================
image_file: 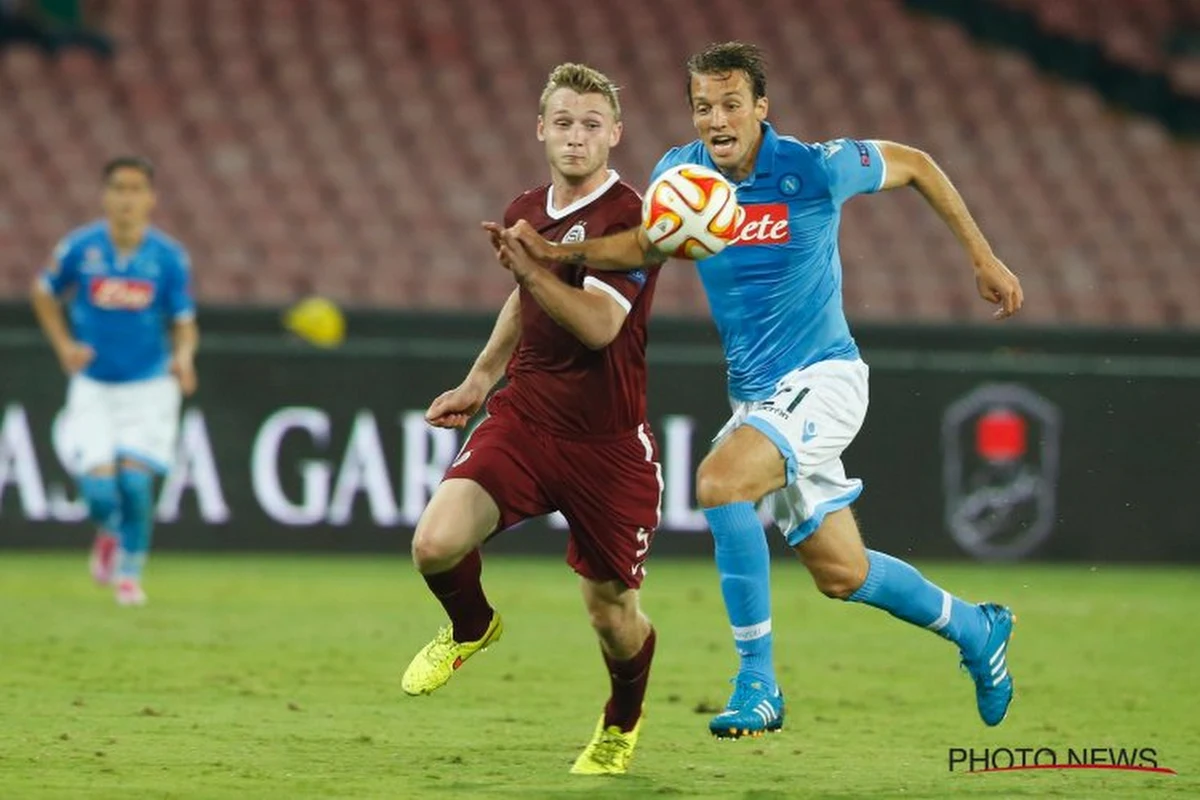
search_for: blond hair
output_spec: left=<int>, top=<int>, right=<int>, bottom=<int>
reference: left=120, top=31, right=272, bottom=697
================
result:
left=538, top=63, right=622, bottom=120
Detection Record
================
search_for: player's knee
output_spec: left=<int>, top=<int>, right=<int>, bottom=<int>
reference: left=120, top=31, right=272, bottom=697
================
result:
left=695, top=463, right=752, bottom=508
left=586, top=603, right=621, bottom=639
left=583, top=582, right=635, bottom=634
left=410, top=531, right=447, bottom=572
left=810, top=561, right=868, bottom=600
left=410, top=523, right=466, bottom=573
left=586, top=598, right=636, bottom=642
left=79, top=473, right=119, bottom=528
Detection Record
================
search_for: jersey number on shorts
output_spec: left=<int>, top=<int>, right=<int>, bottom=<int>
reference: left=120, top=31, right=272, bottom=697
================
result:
left=632, top=527, right=651, bottom=578
left=765, top=386, right=810, bottom=415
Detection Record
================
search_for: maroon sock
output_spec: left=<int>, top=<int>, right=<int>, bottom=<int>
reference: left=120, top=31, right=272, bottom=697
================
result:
left=602, top=626, right=657, bottom=732
left=422, top=549, right=494, bottom=643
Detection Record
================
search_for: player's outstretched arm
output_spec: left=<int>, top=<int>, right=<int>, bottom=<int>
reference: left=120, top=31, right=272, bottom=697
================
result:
left=485, top=220, right=663, bottom=272
left=875, top=141, right=1024, bottom=319
left=426, top=289, right=520, bottom=429
left=29, top=278, right=93, bottom=374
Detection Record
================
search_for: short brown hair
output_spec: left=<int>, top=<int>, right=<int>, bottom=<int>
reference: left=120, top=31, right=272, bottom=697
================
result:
left=103, top=155, right=155, bottom=184
left=686, top=41, right=767, bottom=105
left=539, top=63, right=622, bottom=120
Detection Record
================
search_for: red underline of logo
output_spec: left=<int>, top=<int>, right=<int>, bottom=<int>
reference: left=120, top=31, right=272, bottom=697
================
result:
left=972, top=764, right=1177, bottom=776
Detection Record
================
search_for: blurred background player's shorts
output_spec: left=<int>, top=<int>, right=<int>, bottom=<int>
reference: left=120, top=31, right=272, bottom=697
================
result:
left=55, top=375, right=182, bottom=476
left=283, top=296, right=346, bottom=348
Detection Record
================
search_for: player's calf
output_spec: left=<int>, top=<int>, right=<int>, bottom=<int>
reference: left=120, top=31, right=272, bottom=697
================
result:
left=78, top=473, right=121, bottom=586
left=79, top=473, right=120, bottom=525
left=572, top=627, right=654, bottom=775
left=833, top=546, right=1016, bottom=726
left=582, top=581, right=656, bottom=738
left=89, top=529, right=118, bottom=586
left=114, top=466, right=155, bottom=586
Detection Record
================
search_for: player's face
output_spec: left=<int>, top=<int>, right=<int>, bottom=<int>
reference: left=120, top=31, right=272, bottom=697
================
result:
left=537, top=88, right=622, bottom=183
left=102, top=167, right=156, bottom=229
left=689, top=71, right=769, bottom=180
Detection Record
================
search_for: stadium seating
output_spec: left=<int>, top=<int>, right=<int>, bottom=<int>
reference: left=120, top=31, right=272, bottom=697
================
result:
left=0, top=0, right=1197, bottom=324
left=997, top=0, right=1200, bottom=95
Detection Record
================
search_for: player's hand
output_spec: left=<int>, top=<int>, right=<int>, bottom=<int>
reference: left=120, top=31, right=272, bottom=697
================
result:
left=481, top=222, right=505, bottom=264
left=425, top=377, right=487, bottom=429
left=170, top=353, right=198, bottom=396
left=498, top=229, right=542, bottom=284
left=505, top=220, right=557, bottom=263
left=974, top=255, right=1023, bottom=319
left=56, top=340, right=94, bottom=374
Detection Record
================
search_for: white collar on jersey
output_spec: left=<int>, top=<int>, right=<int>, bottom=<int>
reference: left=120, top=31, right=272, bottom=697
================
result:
left=545, top=169, right=620, bottom=220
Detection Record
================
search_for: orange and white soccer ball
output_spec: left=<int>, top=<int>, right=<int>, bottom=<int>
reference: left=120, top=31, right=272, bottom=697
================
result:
left=642, top=164, right=742, bottom=260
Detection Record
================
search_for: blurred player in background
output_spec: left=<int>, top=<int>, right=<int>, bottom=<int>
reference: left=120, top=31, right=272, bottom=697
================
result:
left=30, top=156, right=198, bottom=607
left=505, top=42, right=1023, bottom=738
left=402, top=64, right=662, bottom=776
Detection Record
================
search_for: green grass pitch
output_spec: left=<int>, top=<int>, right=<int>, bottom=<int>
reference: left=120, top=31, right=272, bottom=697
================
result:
left=1, top=553, right=1196, bottom=798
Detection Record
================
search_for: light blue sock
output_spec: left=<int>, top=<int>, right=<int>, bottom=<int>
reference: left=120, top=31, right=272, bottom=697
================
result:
left=78, top=473, right=121, bottom=530
left=848, top=550, right=988, bottom=655
left=116, top=468, right=155, bottom=581
left=703, top=501, right=776, bottom=689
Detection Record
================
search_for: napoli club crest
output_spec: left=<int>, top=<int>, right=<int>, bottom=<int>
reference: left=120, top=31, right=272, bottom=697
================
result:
left=941, top=384, right=1062, bottom=560
left=778, top=174, right=801, bottom=196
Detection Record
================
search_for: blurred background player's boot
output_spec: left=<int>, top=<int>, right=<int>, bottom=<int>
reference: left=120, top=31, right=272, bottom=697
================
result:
left=115, top=578, right=146, bottom=607
left=401, top=614, right=503, bottom=696
left=89, top=530, right=117, bottom=585
left=960, top=603, right=1015, bottom=726
left=570, top=715, right=642, bottom=775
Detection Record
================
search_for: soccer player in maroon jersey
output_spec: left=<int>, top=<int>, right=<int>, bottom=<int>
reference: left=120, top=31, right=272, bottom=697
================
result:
left=400, top=63, right=662, bottom=776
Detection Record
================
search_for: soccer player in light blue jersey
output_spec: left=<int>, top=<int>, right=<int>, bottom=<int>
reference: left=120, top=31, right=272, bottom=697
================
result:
left=503, top=42, right=1024, bottom=738
left=31, top=156, right=199, bottom=607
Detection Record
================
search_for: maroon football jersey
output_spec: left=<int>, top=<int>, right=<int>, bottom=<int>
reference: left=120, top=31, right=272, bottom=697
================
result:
left=496, top=172, right=660, bottom=438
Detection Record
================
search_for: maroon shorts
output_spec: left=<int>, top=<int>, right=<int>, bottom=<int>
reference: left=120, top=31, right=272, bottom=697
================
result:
left=442, top=394, right=661, bottom=588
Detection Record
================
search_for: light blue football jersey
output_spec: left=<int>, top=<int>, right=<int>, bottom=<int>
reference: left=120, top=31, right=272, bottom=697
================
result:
left=41, top=221, right=196, bottom=383
left=651, top=123, right=884, bottom=400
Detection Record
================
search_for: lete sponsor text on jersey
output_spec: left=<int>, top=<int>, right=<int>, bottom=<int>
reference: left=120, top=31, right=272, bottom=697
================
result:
left=89, top=276, right=156, bottom=310
left=729, top=203, right=790, bottom=245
